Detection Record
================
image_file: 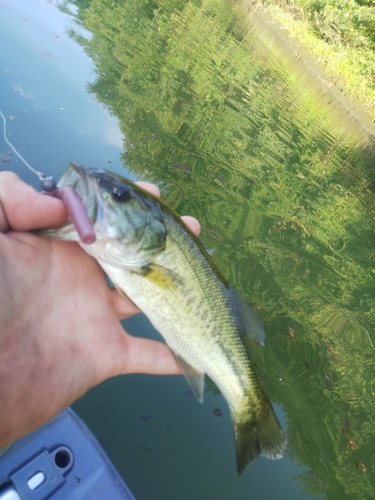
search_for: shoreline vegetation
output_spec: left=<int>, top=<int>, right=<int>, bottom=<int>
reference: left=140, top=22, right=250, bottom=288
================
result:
left=258, top=0, right=375, bottom=133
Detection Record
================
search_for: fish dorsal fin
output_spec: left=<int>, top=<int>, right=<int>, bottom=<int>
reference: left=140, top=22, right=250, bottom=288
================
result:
left=230, top=285, right=265, bottom=346
left=138, top=263, right=183, bottom=290
left=174, top=354, right=205, bottom=403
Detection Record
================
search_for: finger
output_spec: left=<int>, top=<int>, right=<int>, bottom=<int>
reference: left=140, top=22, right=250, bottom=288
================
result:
left=109, top=287, right=141, bottom=320
left=181, top=215, right=201, bottom=236
left=0, top=200, right=7, bottom=233
left=0, top=172, right=68, bottom=232
left=117, top=335, right=182, bottom=376
left=135, top=181, right=160, bottom=198
left=134, top=182, right=200, bottom=236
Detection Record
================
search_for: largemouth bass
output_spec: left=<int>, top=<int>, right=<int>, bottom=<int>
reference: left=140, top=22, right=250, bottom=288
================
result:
left=40, top=162, right=288, bottom=474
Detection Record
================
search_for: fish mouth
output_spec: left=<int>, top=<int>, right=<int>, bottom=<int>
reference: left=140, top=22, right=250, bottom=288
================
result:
left=58, top=162, right=90, bottom=199
left=58, top=162, right=100, bottom=226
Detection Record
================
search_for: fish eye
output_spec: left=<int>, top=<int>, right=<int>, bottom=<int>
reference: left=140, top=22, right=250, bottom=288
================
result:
left=112, top=185, right=130, bottom=202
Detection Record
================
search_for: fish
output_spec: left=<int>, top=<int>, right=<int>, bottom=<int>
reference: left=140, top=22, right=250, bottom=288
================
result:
left=39, top=162, right=288, bottom=474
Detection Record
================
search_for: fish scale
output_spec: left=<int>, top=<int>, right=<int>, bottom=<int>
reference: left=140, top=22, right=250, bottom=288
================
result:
left=103, top=217, right=252, bottom=402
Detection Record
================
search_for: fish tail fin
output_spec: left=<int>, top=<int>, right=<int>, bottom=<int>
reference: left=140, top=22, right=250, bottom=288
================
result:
left=232, top=394, right=288, bottom=475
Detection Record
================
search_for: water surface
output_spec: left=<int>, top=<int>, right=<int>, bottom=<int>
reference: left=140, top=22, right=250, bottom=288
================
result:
left=1, top=0, right=375, bottom=498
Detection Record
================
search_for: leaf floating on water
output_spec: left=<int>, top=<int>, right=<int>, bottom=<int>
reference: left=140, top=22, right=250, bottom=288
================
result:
left=349, top=438, right=358, bottom=450
left=292, top=216, right=311, bottom=237
left=328, top=344, right=339, bottom=357
left=325, top=374, right=333, bottom=386
left=303, top=359, right=310, bottom=370
left=217, top=171, right=226, bottom=184
left=134, top=439, right=152, bottom=454
left=172, top=162, right=191, bottom=175
left=353, top=462, right=367, bottom=473
left=1, top=151, right=11, bottom=164
left=213, top=408, right=223, bottom=417
left=287, top=326, right=297, bottom=343
left=341, top=428, right=349, bottom=438
left=9, top=116, right=15, bottom=121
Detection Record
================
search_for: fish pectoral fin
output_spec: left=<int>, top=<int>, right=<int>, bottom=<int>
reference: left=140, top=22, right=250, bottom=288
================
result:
left=230, top=285, right=265, bottom=346
left=174, top=354, right=204, bottom=403
left=138, top=263, right=184, bottom=290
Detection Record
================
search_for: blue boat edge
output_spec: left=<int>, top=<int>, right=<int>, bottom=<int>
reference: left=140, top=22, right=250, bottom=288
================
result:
left=0, top=407, right=136, bottom=499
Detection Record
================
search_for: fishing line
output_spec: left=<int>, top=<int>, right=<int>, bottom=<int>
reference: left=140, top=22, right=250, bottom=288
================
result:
left=0, top=109, right=95, bottom=243
left=0, top=109, right=56, bottom=191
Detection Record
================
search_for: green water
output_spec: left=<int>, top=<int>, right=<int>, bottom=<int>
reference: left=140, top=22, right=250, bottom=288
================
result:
left=1, top=0, right=375, bottom=498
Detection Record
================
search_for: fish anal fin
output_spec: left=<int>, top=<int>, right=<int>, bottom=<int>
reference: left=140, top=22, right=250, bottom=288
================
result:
left=230, top=285, right=265, bottom=346
left=174, top=354, right=204, bottom=403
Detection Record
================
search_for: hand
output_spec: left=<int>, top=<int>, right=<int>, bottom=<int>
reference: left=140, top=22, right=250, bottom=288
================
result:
left=0, top=171, right=201, bottom=446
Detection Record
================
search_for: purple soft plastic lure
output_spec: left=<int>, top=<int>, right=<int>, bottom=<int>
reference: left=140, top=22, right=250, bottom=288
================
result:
left=44, top=187, right=96, bottom=244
